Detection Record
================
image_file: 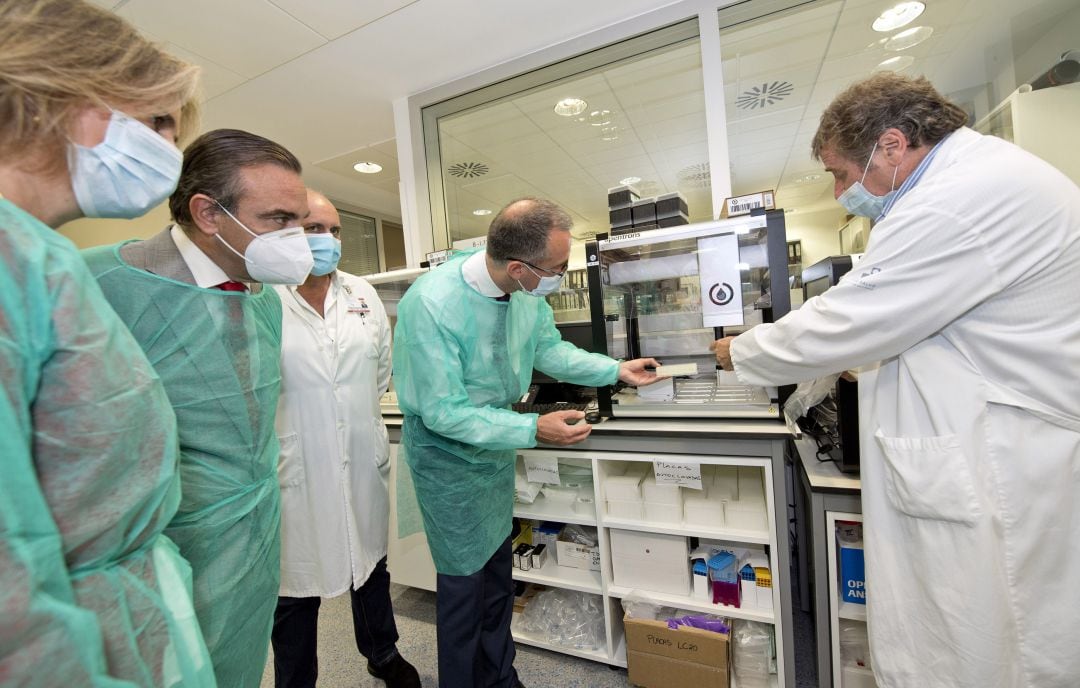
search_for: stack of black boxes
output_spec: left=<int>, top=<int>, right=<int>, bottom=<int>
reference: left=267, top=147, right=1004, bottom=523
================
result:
left=608, top=185, right=689, bottom=236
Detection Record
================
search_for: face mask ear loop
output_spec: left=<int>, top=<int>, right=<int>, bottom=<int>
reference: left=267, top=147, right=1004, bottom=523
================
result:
left=211, top=200, right=256, bottom=264
left=859, top=141, right=879, bottom=185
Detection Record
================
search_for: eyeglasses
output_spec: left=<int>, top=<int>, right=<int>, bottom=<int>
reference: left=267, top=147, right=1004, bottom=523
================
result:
left=304, top=225, right=341, bottom=237
left=508, top=257, right=566, bottom=278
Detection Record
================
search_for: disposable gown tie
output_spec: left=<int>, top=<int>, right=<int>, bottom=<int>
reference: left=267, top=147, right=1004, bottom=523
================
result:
left=84, top=242, right=283, bottom=688
left=0, top=200, right=215, bottom=686
left=393, top=251, right=618, bottom=576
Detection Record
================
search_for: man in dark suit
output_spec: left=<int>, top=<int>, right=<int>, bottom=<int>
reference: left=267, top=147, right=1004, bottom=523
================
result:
left=83, top=129, right=313, bottom=688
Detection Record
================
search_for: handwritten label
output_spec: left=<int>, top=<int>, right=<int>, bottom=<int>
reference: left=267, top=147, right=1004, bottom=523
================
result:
left=653, top=461, right=702, bottom=490
left=524, top=456, right=561, bottom=485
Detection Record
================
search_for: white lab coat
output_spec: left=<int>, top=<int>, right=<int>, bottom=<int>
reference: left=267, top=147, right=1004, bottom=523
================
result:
left=274, top=271, right=392, bottom=598
left=732, top=128, right=1080, bottom=688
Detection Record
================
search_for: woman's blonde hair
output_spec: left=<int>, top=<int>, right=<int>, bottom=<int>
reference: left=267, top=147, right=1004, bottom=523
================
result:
left=0, top=0, right=201, bottom=169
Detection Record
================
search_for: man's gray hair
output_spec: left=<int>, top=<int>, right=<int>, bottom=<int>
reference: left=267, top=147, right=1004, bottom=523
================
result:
left=811, top=72, right=968, bottom=165
left=486, top=197, right=572, bottom=264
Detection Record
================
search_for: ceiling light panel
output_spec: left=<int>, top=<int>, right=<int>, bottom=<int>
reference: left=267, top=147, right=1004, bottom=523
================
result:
left=885, top=25, right=934, bottom=51
left=872, top=2, right=926, bottom=33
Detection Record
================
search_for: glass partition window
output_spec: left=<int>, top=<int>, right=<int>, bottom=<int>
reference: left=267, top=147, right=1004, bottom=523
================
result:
left=718, top=0, right=1080, bottom=264
left=424, top=20, right=714, bottom=249
left=338, top=210, right=380, bottom=276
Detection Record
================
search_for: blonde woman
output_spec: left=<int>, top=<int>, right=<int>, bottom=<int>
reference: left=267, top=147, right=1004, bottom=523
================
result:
left=0, top=1, right=215, bottom=685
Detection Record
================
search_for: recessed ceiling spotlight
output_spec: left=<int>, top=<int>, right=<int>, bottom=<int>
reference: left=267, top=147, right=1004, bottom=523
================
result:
left=353, top=161, right=382, bottom=174
left=600, top=125, right=619, bottom=141
left=619, top=176, right=642, bottom=185
left=885, top=25, right=933, bottom=51
left=873, top=2, right=925, bottom=32
left=794, top=173, right=822, bottom=184
left=876, top=55, right=915, bottom=72
left=588, top=109, right=612, bottom=126
left=554, top=98, right=588, bottom=117
left=472, top=209, right=493, bottom=216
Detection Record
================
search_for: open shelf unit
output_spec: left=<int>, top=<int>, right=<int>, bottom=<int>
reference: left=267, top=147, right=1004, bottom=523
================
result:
left=387, top=426, right=794, bottom=686
left=507, top=448, right=788, bottom=685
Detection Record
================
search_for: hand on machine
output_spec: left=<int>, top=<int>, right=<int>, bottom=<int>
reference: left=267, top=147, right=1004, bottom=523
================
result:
left=709, top=336, right=737, bottom=371
left=536, top=409, right=592, bottom=445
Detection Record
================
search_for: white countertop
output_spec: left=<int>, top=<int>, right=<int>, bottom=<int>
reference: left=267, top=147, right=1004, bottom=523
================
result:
left=795, top=437, right=861, bottom=492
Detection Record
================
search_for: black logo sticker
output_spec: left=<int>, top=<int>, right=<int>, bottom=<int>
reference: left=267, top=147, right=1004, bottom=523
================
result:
left=709, top=282, right=735, bottom=306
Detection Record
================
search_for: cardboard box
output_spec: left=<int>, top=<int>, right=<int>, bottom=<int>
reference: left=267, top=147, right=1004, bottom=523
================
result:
left=721, top=190, right=776, bottom=218
left=611, top=529, right=690, bottom=596
left=625, top=616, right=729, bottom=688
left=655, top=192, right=689, bottom=219
left=838, top=523, right=866, bottom=605
left=631, top=199, right=657, bottom=226
left=608, top=185, right=641, bottom=208
left=556, top=532, right=601, bottom=571
left=610, top=206, right=633, bottom=228
left=657, top=213, right=689, bottom=228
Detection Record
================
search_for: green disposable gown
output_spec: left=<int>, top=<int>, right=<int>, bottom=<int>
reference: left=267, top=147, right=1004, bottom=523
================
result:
left=84, top=243, right=282, bottom=688
left=392, top=251, right=619, bottom=576
left=0, top=200, right=215, bottom=686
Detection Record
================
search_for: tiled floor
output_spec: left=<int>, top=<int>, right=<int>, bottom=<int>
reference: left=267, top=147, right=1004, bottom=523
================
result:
left=260, top=584, right=821, bottom=687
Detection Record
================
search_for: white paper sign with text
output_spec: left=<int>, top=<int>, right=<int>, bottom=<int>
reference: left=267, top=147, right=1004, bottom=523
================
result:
left=698, top=233, right=745, bottom=327
left=653, top=461, right=703, bottom=489
left=524, top=456, right=561, bottom=485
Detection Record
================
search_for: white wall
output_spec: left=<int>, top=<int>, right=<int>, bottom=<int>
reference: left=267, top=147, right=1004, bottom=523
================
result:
left=784, top=208, right=846, bottom=268
left=58, top=202, right=172, bottom=249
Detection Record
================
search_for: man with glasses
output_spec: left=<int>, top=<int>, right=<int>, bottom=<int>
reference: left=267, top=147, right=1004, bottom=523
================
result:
left=270, top=189, right=421, bottom=688
left=393, top=197, right=660, bottom=688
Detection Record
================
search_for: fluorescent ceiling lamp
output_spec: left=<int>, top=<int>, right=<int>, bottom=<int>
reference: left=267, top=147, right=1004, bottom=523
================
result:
left=553, top=98, right=587, bottom=116
left=588, top=109, right=612, bottom=126
left=619, top=176, right=641, bottom=185
left=353, top=161, right=382, bottom=174
left=472, top=209, right=493, bottom=216
left=885, top=25, right=933, bottom=51
left=794, top=173, right=822, bottom=184
left=873, top=2, right=925, bottom=32
left=876, top=55, right=915, bottom=72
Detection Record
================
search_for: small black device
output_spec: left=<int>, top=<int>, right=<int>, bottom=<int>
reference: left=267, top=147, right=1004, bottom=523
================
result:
left=584, top=401, right=601, bottom=424
left=802, top=255, right=853, bottom=301
left=801, top=255, right=861, bottom=473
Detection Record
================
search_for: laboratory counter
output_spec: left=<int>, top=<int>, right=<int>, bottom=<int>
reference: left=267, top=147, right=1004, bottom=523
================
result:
left=385, top=411, right=799, bottom=686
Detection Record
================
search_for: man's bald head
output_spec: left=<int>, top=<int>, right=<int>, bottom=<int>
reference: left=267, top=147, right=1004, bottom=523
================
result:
left=304, top=189, right=341, bottom=236
left=486, top=197, right=572, bottom=265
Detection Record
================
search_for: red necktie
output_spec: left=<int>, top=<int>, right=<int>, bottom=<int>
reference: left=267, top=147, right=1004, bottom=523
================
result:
left=215, top=281, right=247, bottom=292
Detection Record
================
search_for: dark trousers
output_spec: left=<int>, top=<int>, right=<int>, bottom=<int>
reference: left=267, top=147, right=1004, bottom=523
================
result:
left=436, top=537, right=519, bottom=688
left=272, top=556, right=400, bottom=688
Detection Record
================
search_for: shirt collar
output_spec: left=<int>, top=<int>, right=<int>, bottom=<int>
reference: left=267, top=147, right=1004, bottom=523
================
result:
left=170, top=224, right=232, bottom=289
left=878, top=131, right=952, bottom=220
left=461, top=250, right=507, bottom=299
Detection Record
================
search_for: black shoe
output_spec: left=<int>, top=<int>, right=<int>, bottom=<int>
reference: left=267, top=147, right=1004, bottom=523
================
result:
left=367, top=654, right=421, bottom=688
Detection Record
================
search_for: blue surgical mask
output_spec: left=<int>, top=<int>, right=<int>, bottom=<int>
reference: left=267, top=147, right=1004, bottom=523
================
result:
left=837, top=142, right=898, bottom=219
left=69, top=109, right=182, bottom=219
left=516, top=263, right=564, bottom=297
left=306, top=234, right=341, bottom=276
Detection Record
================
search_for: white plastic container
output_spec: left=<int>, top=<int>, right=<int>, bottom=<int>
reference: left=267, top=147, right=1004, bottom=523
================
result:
left=726, top=500, right=768, bottom=532
left=610, top=529, right=689, bottom=596
left=606, top=498, right=643, bottom=520
left=683, top=490, right=725, bottom=527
